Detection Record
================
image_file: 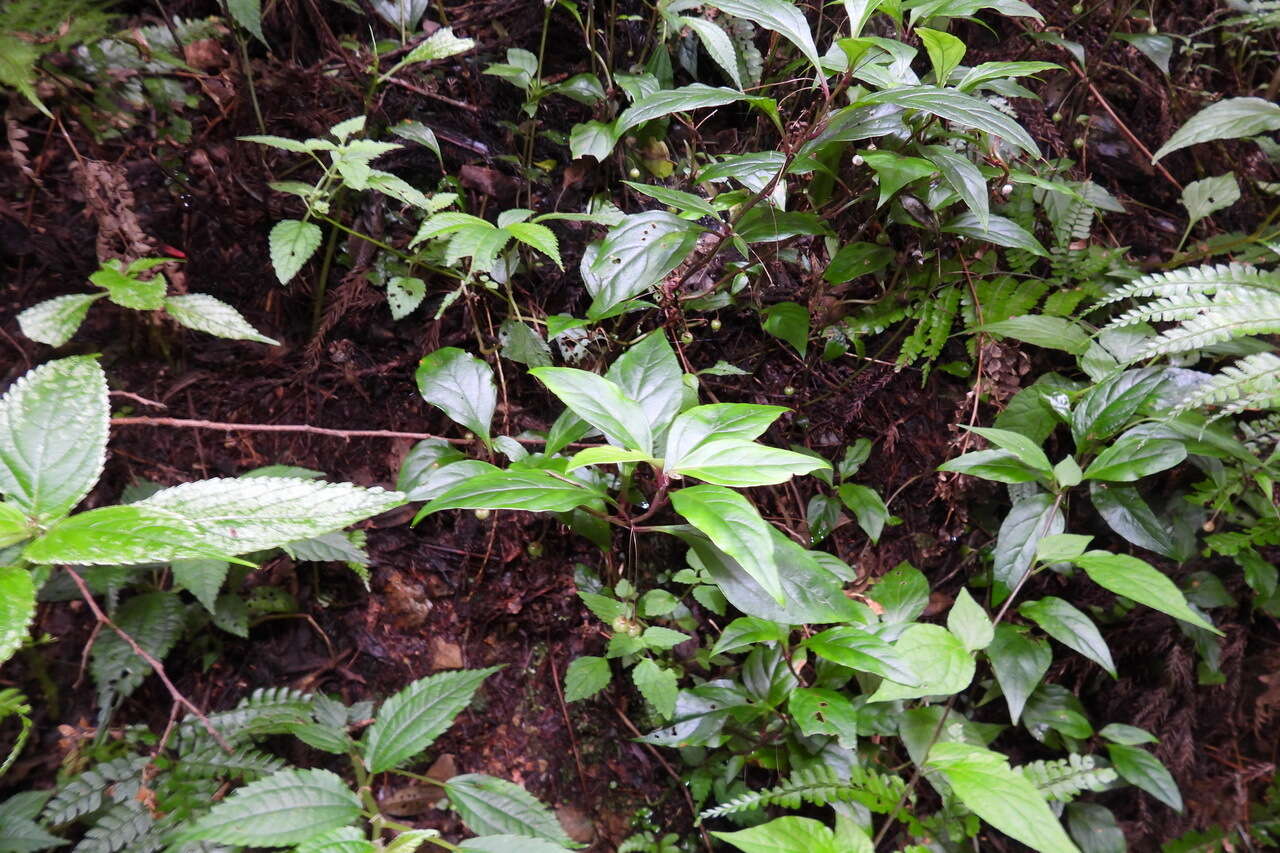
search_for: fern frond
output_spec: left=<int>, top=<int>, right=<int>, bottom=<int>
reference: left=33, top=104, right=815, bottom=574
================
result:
left=1096, top=264, right=1280, bottom=310
left=1170, top=353, right=1280, bottom=417
left=699, top=765, right=905, bottom=819
left=1138, top=294, right=1280, bottom=358
left=43, top=758, right=148, bottom=826
left=1242, top=411, right=1280, bottom=453
left=187, top=688, right=315, bottom=739
left=172, top=744, right=286, bottom=781
left=1015, top=753, right=1117, bottom=803
left=72, top=800, right=153, bottom=853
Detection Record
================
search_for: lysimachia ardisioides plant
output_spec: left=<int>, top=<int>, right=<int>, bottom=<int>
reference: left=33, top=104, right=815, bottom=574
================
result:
left=402, top=326, right=1203, bottom=852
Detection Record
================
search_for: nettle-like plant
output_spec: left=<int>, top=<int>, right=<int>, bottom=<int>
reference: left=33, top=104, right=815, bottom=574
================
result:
left=0, top=355, right=405, bottom=676
left=15, top=257, right=278, bottom=347
left=1, top=671, right=580, bottom=853
left=400, top=331, right=1174, bottom=852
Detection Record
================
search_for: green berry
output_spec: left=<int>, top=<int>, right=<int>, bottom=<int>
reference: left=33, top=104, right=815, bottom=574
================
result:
left=710, top=318, right=722, bottom=332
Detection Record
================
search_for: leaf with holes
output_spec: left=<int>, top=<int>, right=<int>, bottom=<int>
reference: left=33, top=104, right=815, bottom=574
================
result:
left=269, top=220, right=323, bottom=284
left=586, top=212, right=702, bottom=319
left=364, top=668, right=500, bottom=772
left=1180, top=173, right=1240, bottom=228
left=386, top=277, right=427, bottom=320
left=0, top=356, right=108, bottom=524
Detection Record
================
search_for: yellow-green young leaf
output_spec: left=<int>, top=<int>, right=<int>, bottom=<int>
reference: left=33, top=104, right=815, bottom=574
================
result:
left=947, top=588, right=993, bottom=652
left=417, top=470, right=603, bottom=520
left=566, top=447, right=653, bottom=471
left=0, top=566, right=35, bottom=667
left=164, top=295, right=279, bottom=345
left=916, top=27, right=966, bottom=83
left=16, top=293, right=103, bottom=346
left=416, top=347, right=497, bottom=442
left=0, top=501, right=32, bottom=548
left=400, top=27, right=475, bottom=65
left=632, top=658, right=678, bottom=719
left=530, top=367, right=652, bottom=453
left=0, top=356, right=109, bottom=524
left=184, top=769, right=361, bottom=846
left=714, top=817, right=843, bottom=853
left=1074, top=550, right=1221, bottom=634
left=563, top=656, right=611, bottom=702
left=364, top=668, right=500, bottom=772
left=868, top=623, right=974, bottom=702
left=927, top=743, right=1081, bottom=853
left=670, top=439, right=829, bottom=487
left=503, top=222, right=562, bottom=268
left=671, top=485, right=782, bottom=603
left=444, top=774, right=574, bottom=846
left=269, top=219, right=323, bottom=284
left=0, top=35, right=49, bottom=116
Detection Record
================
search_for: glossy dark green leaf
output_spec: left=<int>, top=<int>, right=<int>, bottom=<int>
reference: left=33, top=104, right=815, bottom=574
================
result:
left=1088, top=482, right=1180, bottom=559
left=987, top=624, right=1051, bottom=724
left=993, top=493, right=1064, bottom=588
left=1020, top=596, right=1116, bottom=677
left=1107, top=744, right=1182, bottom=811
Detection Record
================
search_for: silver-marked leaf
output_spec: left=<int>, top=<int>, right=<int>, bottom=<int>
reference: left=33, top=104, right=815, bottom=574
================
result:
left=386, top=277, right=427, bottom=320
left=184, top=769, right=361, bottom=845
left=586, top=212, right=701, bottom=319
left=364, top=668, right=500, bottom=772
left=164, top=294, right=279, bottom=344
left=269, top=219, right=323, bottom=284
left=664, top=404, right=788, bottom=462
left=0, top=356, right=108, bottom=523
left=863, top=85, right=1040, bottom=157
left=670, top=439, right=829, bottom=487
left=616, top=84, right=748, bottom=136
left=416, top=348, right=497, bottom=443
left=707, top=0, right=822, bottom=71
left=16, top=294, right=102, bottom=347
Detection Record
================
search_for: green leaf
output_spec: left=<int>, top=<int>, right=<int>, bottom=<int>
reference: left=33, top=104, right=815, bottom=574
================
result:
left=0, top=566, right=35, bottom=667
left=226, top=0, right=266, bottom=43
left=943, top=212, right=1047, bottom=255
left=1180, top=173, right=1240, bottom=228
left=947, top=588, right=994, bottom=652
left=563, top=656, right=611, bottom=702
left=386, top=277, right=427, bottom=321
left=916, top=27, right=966, bottom=83
left=0, top=814, right=63, bottom=853
left=824, top=242, right=894, bottom=283
left=16, top=294, right=102, bottom=347
left=871, top=561, right=929, bottom=623
left=569, top=120, right=618, bottom=161
left=789, top=687, right=859, bottom=746
left=170, top=559, right=228, bottom=613
left=682, top=17, right=745, bottom=89
left=1073, top=550, right=1220, bottom=634
left=1152, top=97, right=1280, bottom=162
left=836, top=483, right=891, bottom=543
left=89, top=263, right=166, bottom=310
left=586, top=213, right=701, bottom=318
left=604, top=331, right=684, bottom=437
left=294, top=827, right=373, bottom=853
left=417, top=470, right=603, bottom=518
left=0, top=36, right=49, bottom=117
left=530, top=368, right=652, bottom=453
left=987, top=624, right=1051, bottom=723
left=761, top=302, right=810, bottom=356
left=862, top=85, right=1040, bottom=157
left=965, top=426, right=1053, bottom=474
left=672, top=485, right=782, bottom=603
left=1065, top=802, right=1126, bottom=853
left=0, top=356, right=108, bottom=523
left=938, top=449, right=1044, bottom=484
left=0, top=501, right=31, bottom=548
left=735, top=209, right=828, bottom=243
left=1082, top=438, right=1186, bottom=482
left=364, top=668, right=499, bottom=772
left=1071, top=369, right=1166, bottom=448
left=1020, top=597, right=1116, bottom=677
left=459, top=836, right=572, bottom=853
left=164, top=294, right=279, bottom=344
left=623, top=181, right=722, bottom=221
left=714, top=816, right=842, bottom=853
left=669, top=439, right=829, bottom=487
left=1099, top=723, right=1158, bottom=746
left=993, top=493, right=1065, bottom=588
left=565, top=447, right=653, bottom=470
left=1113, top=32, right=1172, bottom=74
left=803, top=626, right=918, bottom=683
left=416, top=348, right=497, bottom=443
left=632, top=658, right=678, bottom=719
left=616, top=84, right=749, bottom=135
left=1036, top=533, right=1092, bottom=564
left=269, top=220, right=323, bottom=284
left=1106, top=744, right=1182, bottom=811
left=706, top=0, right=822, bottom=72
left=863, top=151, right=938, bottom=207
left=504, top=222, right=562, bottom=268
left=25, top=478, right=404, bottom=565
left=1088, top=482, right=1179, bottom=559
left=868, top=623, right=973, bottom=702
left=184, top=769, right=361, bottom=845
left=664, top=404, right=788, bottom=462
left=927, top=743, right=1082, bottom=853
left=444, top=774, right=574, bottom=845
left=400, top=27, right=475, bottom=65
left=1053, top=456, right=1083, bottom=488
left=957, top=60, right=1060, bottom=92
left=980, top=316, right=1091, bottom=354
left=712, top=616, right=788, bottom=655
left=922, top=144, right=988, bottom=228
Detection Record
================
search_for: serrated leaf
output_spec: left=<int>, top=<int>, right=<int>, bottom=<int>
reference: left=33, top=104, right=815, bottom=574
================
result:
left=227, top=0, right=266, bottom=43
left=16, top=294, right=102, bottom=347
left=563, top=656, right=610, bottom=702
left=164, top=294, right=279, bottom=344
left=927, top=743, right=1081, bottom=853
left=0, top=356, right=108, bottom=523
left=1152, top=97, right=1280, bottom=162
left=0, top=566, right=35, bottom=667
left=1020, top=596, right=1116, bottom=677
left=671, top=485, right=782, bottom=602
left=91, top=591, right=185, bottom=707
left=416, top=348, right=497, bottom=443
left=364, top=668, right=499, bottom=772
left=632, top=658, right=678, bottom=719
left=868, top=623, right=974, bottom=702
left=295, top=826, right=373, bottom=853
left=417, top=470, right=603, bottom=519
left=498, top=319, right=552, bottom=367
left=25, top=478, right=403, bottom=565
left=170, top=559, right=228, bottom=613
left=444, top=774, right=573, bottom=845
left=503, top=222, right=562, bottom=268
left=530, top=368, right=652, bottom=453
left=269, top=220, right=323, bottom=284
left=185, top=769, right=361, bottom=845
left=0, top=815, right=63, bottom=852
left=386, top=277, right=427, bottom=320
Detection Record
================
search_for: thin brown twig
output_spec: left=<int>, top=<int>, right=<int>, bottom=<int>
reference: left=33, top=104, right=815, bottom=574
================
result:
left=1068, top=61, right=1183, bottom=191
left=65, top=567, right=232, bottom=752
left=614, top=706, right=714, bottom=853
left=548, top=651, right=590, bottom=803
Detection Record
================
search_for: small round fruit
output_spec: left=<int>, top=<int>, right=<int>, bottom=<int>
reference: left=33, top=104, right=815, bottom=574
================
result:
left=1073, top=137, right=1085, bottom=149
left=852, top=154, right=865, bottom=166
left=1147, top=23, right=1158, bottom=34
left=1052, top=111, right=1064, bottom=122
left=710, top=318, right=722, bottom=332
left=783, top=385, right=795, bottom=396
left=1071, top=2, right=1083, bottom=14
left=474, top=509, right=491, bottom=520
left=1001, top=183, right=1014, bottom=196
left=628, top=167, right=641, bottom=179
left=680, top=331, right=694, bottom=345
left=527, top=542, right=544, bottom=558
